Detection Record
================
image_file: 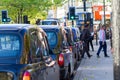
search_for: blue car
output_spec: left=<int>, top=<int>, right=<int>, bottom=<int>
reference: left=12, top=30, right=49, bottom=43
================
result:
left=0, top=24, right=60, bottom=80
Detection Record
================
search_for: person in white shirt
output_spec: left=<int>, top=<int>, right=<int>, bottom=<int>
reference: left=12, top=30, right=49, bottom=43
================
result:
left=96, top=25, right=109, bottom=58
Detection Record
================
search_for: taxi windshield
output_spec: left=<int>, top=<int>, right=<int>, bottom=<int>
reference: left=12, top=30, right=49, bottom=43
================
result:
left=0, top=34, right=21, bottom=57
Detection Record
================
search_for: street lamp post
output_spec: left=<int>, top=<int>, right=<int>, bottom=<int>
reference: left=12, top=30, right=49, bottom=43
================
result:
left=83, top=0, right=86, bottom=11
left=103, top=0, right=106, bottom=25
left=82, top=0, right=86, bottom=25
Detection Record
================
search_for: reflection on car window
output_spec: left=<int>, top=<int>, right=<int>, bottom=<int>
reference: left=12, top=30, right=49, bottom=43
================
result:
left=62, top=29, right=68, bottom=46
left=30, top=30, right=41, bottom=59
left=65, top=28, right=74, bottom=46
left=38, top=32, right=49, bottom=56
left=46, top=32, right=57, bottom=48
left=0, top=34, right=21, bottom=57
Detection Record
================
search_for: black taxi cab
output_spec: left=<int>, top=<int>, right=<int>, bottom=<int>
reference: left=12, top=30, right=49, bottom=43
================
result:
left=0, top=24, right=60, bottom=80
left=64, top=27, right=78, bottom=65
left=39, top=25, right=75, bottom=80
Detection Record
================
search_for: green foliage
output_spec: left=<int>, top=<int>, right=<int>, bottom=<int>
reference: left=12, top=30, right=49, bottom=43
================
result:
left=53, top=0, right=63, bottom=6
left=0, top=0, right=53, bottom=23
left=0, top=0, right=65, bottom=23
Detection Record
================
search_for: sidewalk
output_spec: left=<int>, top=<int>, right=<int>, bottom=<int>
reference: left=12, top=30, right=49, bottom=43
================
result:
left=73, top=40, right=114, bottom=80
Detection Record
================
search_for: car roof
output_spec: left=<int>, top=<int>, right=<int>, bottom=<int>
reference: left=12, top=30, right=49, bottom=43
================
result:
left=41, top=20, right=58, bottom=21
left=39, top=25, right=63, bottom=32
left=39, top=25, right=62, bottom=29
left=0, top=24, right=37, bottom=32
left=46, top=18, right=59, bottom=20
left=0, top=23, right=30, bottom=28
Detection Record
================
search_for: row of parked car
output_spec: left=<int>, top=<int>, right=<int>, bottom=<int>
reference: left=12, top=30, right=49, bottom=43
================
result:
left=0, top=24, right=83, bottom=80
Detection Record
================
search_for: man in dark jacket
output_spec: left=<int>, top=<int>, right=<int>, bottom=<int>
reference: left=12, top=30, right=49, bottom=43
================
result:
left=80, top=24, right=92, bottom=58
left=88, top=32, right=94, bottom=51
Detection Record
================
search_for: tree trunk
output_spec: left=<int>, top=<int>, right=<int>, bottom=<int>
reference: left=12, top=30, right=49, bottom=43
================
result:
left=54, top=6, right=57, bottom=18
left=17, top=11, right=20, bottom=23
left=112, top=0, right=120, bottom=80
left=20, top=8, right=23, bottom=23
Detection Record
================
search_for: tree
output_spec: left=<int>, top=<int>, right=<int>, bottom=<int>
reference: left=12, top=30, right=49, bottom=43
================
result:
left=0, top=0, right=52, bottom=23
left=52, top=0, right=65, bottom=18
left=112, top=0, right=120, bottom=80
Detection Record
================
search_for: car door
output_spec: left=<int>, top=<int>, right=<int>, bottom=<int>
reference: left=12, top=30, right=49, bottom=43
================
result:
left=37, top=31, right=59, bottom=80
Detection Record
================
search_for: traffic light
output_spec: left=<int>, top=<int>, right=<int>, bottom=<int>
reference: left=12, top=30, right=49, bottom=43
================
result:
left=69, top=7, right=75, bottom=20
left=1, top=10, right=7, bottom=22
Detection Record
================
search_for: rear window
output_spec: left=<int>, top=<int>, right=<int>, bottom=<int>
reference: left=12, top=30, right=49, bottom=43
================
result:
left=0, top=34, right=21, bottom=57
left=41, top=21, right=57, bottom=25
left=46, top=31, right=57, bottom=48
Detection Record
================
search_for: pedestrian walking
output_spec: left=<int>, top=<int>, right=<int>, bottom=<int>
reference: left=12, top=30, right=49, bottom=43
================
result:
left=80, top=24, right=92, bottom=58
left=88, top=32, right=94, bottom=51
left=96, top=24, right=109, bottom=58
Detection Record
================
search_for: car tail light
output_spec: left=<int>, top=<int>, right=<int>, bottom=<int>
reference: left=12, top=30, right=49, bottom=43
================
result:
left=23, top=71, right=31, bottom=80
left=58, top=54, right=64, bottom=67
left=69, top=46, right=72, bottom=52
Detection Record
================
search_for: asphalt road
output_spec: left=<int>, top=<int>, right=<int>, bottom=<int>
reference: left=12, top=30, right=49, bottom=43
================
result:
left=73, top=40, right=113, bottom=80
